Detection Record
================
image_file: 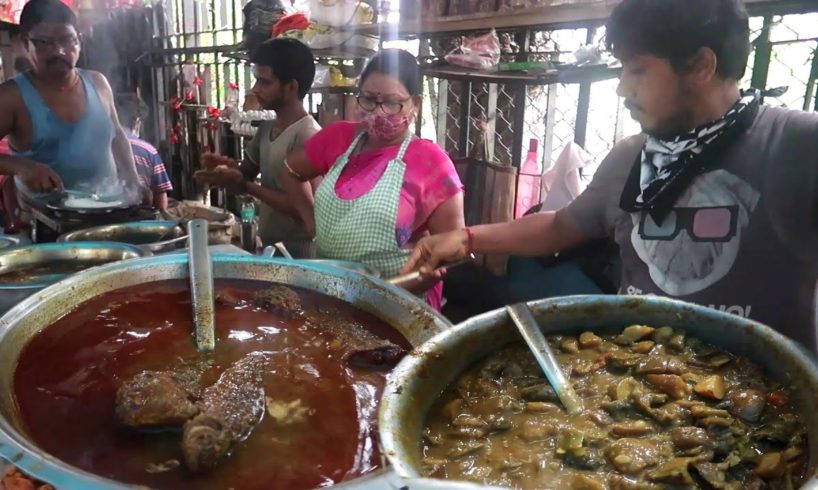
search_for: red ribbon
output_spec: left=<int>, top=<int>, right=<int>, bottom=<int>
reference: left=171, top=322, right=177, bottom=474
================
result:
left=169, top=96, right=183, bottom=111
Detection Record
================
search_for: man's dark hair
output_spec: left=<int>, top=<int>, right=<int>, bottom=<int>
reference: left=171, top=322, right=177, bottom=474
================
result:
left=19, top=0, right=78, bottom=34
left=606, top=0, right=751, bottom=81
left=115, top=93, right=148, bottom=130
left=249, top=38, right=316, bottom=100
left=360, top=48, right=422, bottom=96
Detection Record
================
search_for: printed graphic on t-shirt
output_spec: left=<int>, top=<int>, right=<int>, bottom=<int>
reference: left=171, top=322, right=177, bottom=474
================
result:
left=629, top=170, right=761, bottom=296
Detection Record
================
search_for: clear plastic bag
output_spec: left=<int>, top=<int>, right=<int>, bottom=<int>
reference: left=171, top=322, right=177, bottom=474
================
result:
left=302, top=0, right=374, bottom=27
left=444, top=29, right=501, bottom=71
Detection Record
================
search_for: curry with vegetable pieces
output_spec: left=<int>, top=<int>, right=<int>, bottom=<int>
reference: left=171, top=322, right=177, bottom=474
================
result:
left=422, top=325, right=808, bottom=489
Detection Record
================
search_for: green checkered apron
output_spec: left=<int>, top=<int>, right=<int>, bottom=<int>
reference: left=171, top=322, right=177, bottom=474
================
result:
left=314, top=131, right=413, bottom=278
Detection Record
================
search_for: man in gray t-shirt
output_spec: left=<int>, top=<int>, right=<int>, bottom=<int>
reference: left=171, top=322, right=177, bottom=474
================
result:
left=405, top=0, right=818, bottom=352
left=560, top=106, right=818, bottom=350
left=196, top=38, right=320, bottom=257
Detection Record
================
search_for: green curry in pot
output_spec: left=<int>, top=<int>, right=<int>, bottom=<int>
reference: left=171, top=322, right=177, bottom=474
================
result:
left=422, top=325, right=808, bottom=490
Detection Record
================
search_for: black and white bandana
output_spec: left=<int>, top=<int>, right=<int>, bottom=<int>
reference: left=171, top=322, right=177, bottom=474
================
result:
left=620, top=89, right=761, bottom=224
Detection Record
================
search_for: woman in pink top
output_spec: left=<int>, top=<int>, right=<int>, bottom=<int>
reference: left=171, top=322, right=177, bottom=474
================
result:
left=281, top=49, right=465, bottom=310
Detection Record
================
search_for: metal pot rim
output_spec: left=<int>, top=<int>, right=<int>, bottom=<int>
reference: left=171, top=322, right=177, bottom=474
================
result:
left=0, top=241, right=150, bottom=290
left=379, top=295, right=818, bottom=488
left=57, top=220, right=184, bottom=242
left=0, top=235, right=21, bottom=249
left=302, top=259, right=382, bottom=278
left=0, top=253, right=451, bottom=490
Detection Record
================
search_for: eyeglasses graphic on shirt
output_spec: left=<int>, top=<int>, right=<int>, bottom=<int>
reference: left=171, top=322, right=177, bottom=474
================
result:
left=356, top=95, right=409, bottom=115
left=29, top=35, right=80, bottom=51
left=638, top=205, right=739, bottom=242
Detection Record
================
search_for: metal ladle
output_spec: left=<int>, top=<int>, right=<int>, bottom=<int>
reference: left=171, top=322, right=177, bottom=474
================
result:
left=387, top=253, right=476, bottom=289
left=188, top=219, right=215, bottom=352
left=506, top=302, right=583, bottom=415
left=273, top=242, right=294, bottom=259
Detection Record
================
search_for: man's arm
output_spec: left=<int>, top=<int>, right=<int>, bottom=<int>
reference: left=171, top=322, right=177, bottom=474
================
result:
left=239, top=154, right=261, bottom=182
left=243, top=181, right=300, bottom=217
left=153, top=192, right=168, bottom=210
left=88, top=72, right=140, bottom=186
left=402, top=210, right=593, bottom=273
left=403, top=135, right=640, bottom=275
left=0, top=81, right=63, bottom=191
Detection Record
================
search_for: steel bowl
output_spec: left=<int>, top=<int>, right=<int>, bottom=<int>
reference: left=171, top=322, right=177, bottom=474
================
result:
left=379, top=295, right=818, bottom=489
left=0, top=235, right=21, bottom=250
left=58, top=220, right=187, bottom=254
left=0, top=242, right=149, bottom=316
left=0, top=254, right=452, bottom=490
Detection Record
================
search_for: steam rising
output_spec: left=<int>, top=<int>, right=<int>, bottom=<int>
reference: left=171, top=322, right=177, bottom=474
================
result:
left=72, top=178, right=142, bottom=206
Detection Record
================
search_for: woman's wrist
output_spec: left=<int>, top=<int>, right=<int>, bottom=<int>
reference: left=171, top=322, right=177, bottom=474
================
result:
left=463, top=227, right=475, bottom=255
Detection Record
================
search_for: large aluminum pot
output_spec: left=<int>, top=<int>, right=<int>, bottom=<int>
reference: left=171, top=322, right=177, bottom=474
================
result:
left=0, top=242, right=149, bottom=316
left=0, top=253, right=452, bottom=490
left=380, top=295, right=818, bottom=489
left=306, top=259, right=382, bottom=278
left=58, top=220, right=187, bottom=254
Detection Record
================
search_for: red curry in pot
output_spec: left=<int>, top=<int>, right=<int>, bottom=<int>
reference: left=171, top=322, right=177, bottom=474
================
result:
left=13, top=279, right=408, bottom=490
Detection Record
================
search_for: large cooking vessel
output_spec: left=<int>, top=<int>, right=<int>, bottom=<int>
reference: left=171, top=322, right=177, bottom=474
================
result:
left=380, top=295, right=818, bottom=489
left=305, top=260, right=381, bottom=277
left=0, top=242, right=149, bottom=316
left=0, top=254, right=452, bottom=490
left=58, top=221, right=187, bottom=254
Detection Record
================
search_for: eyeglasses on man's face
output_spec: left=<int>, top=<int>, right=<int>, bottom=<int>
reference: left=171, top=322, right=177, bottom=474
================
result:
left=29, top=34, right=80, bottom=52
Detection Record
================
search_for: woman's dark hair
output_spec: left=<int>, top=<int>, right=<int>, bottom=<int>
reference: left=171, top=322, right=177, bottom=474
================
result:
left=360, top=49, right=423, bottom=97
left=20, top=0, right=77, bottom=33
left=606, top=0, right=751, bottom=81
left=249, top=38, right=316, bottom=100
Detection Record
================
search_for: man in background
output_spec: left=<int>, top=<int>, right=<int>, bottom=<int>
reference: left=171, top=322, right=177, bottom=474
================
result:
left=195, top=38, right=321, bottom=257
left=116, top=94, right=173, bottom=210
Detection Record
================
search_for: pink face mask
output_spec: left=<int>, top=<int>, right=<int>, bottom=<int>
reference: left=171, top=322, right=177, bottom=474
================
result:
left=358, top=110, right=411, bottom=142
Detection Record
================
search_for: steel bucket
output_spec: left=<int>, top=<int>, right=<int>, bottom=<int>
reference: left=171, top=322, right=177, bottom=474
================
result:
left=379, top=295, right=818, bottom=489
left=0, top=253, right=452, bottom=489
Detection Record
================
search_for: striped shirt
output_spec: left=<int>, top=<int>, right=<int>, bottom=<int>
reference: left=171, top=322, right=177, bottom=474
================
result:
left=129, top=136, right=173, bottom=193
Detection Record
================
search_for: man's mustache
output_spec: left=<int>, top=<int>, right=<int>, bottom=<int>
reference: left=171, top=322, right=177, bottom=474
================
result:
left=46, top=57, right=72, bottom=67
left=624, top=99, right=644, bottom=113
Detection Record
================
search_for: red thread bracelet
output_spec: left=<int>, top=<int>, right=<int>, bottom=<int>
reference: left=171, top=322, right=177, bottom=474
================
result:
left=464, top=227, right=474, bottom=255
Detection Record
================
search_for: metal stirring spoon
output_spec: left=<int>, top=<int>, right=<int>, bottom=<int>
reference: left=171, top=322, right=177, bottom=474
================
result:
left=188, top=219, right=216, bottom=352
left=273, top=242, right=294, bottom=259
left=387, top=254, right=476, bottom=289
left=506, top=302, right=583, bottom=415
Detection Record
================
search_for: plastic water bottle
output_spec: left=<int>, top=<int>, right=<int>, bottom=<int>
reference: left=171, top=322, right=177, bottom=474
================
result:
left=515, top=139, right=542, bottom=218
left=240, top=199, right=258, bottom=253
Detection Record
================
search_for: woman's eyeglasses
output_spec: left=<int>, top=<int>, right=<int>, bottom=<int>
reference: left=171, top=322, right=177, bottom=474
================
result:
left=356, top=95, right=409, bottom=115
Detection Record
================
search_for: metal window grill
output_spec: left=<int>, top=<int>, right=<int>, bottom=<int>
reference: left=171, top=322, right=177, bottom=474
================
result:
left=422, top=11, right=818, bottom=185
left=137, top=2, right=817, bottom=189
